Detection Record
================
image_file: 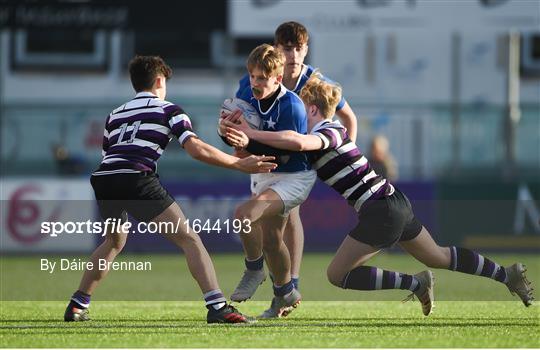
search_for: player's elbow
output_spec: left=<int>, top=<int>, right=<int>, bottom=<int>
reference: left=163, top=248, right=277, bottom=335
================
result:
left=285, top=132, right=304, bottom=151
left=297, top=141, right=312, bottom=152
left=186, top=148, right=202, bottom=161
left=290, top=141, right=305, bottom=152
left=190, top=149, right=213, bottom=164
left=189, top=149, right=204, bottom=161
left=184, top=139, right=206, bottom=161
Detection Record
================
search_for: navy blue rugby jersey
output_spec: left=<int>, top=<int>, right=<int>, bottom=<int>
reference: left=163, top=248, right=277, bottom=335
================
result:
left=236, top=81, right=310, bottom=173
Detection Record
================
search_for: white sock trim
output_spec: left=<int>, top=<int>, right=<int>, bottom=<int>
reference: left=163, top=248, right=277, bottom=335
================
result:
left=203, top=289, right=223, bottom=299
left=475, top=255, right=485, bottom=276
left=394, top=272, right=402, bottom=289
left=203, top=289, right=227, bottom=306
left=246, top=255, right=264, bottom=262
left=210, top=302, right=226, bottom=310
left=375, top=268, right=383, bottom=290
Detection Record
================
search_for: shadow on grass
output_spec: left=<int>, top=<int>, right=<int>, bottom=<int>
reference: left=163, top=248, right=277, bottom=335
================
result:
left=0, top=318, right=201, bottom=323
left=1, top=318, right=537, bottom=332
left=1, top=316, right=536, bottom=323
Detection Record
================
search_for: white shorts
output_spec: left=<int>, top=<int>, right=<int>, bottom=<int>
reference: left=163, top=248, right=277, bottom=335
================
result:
left=250, top=170, right=317, bottom=216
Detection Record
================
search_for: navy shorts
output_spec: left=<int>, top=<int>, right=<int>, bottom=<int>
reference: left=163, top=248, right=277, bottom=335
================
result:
left=90, top=172, right=175, bottom=223
left=348, top=187, right=423, bottom=249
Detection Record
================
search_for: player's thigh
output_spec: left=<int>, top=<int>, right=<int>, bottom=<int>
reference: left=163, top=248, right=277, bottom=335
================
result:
left=236, top=189, right=285, bottom=222
left=269, top=171, right=316, bottom=215
left=90, top=175, right=133, bottom=249
left=119, top=173, right=176, bottom=223
left=398, top=227, right=450, bottom=268
left=327, top=235, right=380, bottom=285
left=149, top=202, right=194, bottom=244
left=102, top=216, right=130, bottom=249
left=284, top=205, right=303, bottom=234
left=251, top=171, right=315, bottom=217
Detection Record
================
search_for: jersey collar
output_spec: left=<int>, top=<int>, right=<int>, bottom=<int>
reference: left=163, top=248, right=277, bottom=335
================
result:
left=292, top=64, right=309, bottom=92
left=310, top=119, right=344, bottom=133
left=257, top=84, right=288, bottom=115
left=134, top=92, right=158, bottom=99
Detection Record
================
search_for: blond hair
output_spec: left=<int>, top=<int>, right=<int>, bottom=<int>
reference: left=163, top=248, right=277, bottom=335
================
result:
left=299, top=73, right=342, bottom=119
left=247, top=44, right=284, bottom=78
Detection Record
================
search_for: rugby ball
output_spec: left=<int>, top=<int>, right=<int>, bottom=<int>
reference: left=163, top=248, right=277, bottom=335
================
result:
left=220, top=98, right=262, bottom=130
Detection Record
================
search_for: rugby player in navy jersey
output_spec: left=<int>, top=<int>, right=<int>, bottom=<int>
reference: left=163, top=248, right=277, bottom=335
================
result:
left=224, top=76, right=534, bottom=315
left=63, top=55, right=277, bottom=324
left=225, top=22, right=359, bottom=318
left=224, top=44, right=316, bottom=317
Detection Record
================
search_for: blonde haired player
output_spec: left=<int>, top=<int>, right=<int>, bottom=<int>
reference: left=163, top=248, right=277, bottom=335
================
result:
left=224, top=76, right=534, bottom=315
left=224, top=22, right=359, bottom=318
left=225, top=44, right=317, bottom=317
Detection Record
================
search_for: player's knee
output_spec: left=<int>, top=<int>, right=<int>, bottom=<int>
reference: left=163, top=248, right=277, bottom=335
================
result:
left=234, top=204, right=255, bottom=223
left=174, top=231, right=199, bottom=247
left=106, top=233, right=126, bottom=251
left=326, top=265, right=345, bottom=288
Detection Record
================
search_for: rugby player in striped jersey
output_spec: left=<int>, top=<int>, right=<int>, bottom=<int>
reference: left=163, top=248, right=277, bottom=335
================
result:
left=64, top=55, right=276, bottom=324
left=224, top=76, right=534, bottom=316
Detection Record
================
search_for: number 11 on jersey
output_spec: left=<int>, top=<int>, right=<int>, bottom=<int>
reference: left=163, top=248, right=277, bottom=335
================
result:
left=117, top=121, right=141, bottom=144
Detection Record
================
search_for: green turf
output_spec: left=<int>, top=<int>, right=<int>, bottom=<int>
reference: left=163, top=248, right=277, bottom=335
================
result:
left=2, top=253, right=539, bottom=301
left=0, top=301, right=538, bottom=348
left=1, top=253, right=539, bottom=347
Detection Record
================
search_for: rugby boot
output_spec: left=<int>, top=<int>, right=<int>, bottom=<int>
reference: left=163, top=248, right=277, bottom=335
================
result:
left=402, top=270, right=435, bottom=316
left=230, top=269, right=267, bottom=302
left=505, top=263, right=534, bottom=307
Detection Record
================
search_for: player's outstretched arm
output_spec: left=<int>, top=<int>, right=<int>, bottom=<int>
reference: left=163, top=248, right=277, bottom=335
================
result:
left=183, top=136, right=276, bottom=173
left=225, top=124, right=323, bottom=152
left=336, top=101, right=357, bottom=143
left=223, top=111, right=323, bottom=151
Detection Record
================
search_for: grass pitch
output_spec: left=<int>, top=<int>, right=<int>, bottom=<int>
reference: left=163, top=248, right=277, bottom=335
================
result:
left=1, top=253, right=539, bottom=348
left=1, top=301, right=538, bottom=348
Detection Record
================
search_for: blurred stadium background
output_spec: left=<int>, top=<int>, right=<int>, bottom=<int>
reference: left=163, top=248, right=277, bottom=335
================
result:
left=1, top=1, right=539, bottom=262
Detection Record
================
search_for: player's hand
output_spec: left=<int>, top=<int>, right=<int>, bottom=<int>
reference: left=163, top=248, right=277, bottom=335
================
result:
left=225, top=110, right=250, bottom=132
left=217, top=117, right=228, bottom=136
left=236, top=154, right=277, bottom=174
left=225, top=127, right=249, bottom=149
left=219, top=109, right=230, bottom=119
left=222, top=119, right=251, bottom=136
left=225, top=109, right=242, bottom=123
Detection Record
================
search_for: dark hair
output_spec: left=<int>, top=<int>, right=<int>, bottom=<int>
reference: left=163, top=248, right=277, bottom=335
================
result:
left=274, top=21, right=309, bottom=46
left=128, top=55, right=172, bottom=92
